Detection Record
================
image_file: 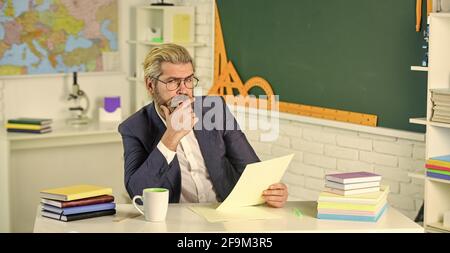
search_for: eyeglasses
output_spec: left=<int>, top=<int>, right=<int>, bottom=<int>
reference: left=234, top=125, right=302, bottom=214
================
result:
left=152, top=75, right=199, bottom=91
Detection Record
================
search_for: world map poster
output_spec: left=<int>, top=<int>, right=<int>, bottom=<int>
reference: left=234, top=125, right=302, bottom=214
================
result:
left=0, top=0, right=118, bottom=76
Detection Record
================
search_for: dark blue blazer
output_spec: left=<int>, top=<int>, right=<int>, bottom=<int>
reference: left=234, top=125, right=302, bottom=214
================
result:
left=118, top=96, right=260, bottom=203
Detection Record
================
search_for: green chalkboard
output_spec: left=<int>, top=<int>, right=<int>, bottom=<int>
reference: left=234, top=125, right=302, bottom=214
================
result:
left=216, top=0, right=427, bottom=132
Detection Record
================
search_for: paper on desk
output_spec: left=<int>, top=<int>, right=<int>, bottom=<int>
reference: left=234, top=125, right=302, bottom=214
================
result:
left=217, top=154, right=294, bottom=211
left=189, top=204, right=281, bottom=223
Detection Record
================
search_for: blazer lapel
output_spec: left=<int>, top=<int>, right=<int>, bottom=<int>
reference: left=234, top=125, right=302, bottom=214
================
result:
left=147, top=102, right=166, bottom=151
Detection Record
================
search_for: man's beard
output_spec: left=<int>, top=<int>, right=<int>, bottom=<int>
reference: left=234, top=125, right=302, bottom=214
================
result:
left=152, top=87, right=167, bottom=109
left=153, top=88, right=192, bottom=118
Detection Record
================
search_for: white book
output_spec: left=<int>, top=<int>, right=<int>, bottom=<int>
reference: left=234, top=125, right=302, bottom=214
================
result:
left=323, top=186, right=380, bottom=196
left=431, top=95, right=450, bottom=103
left=318, top=185, right=389, bottom=204
left=431, top=88, right=450, bottom=95
left=325, top=180, right=380, bottom=190
left=433, top=105, right=450, bottom=112
left=432, top=116, right=450, bottom=124
left=433, top=112, right=450, bottom=117
left=41, top=198, right=64, bottom=208
left=433, top=101, right=450, bottom=107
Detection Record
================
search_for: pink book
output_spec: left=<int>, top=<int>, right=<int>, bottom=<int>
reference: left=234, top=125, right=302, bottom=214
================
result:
left=325, top=172, right=381, bottom=184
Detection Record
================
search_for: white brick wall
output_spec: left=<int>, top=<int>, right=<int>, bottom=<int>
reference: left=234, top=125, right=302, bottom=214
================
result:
left=336, top=159, right=372, bottom=172
left=381, top=179, right=400, bottom=194
left=181, top=0, right=425, bottom=221
left=242, top=123, right=426, bottom=221
left=388, top=194, right=416, bottom=211
left=373, top=140, right=413, bottom=157
left=336, top=135, right=372, bottom=151
left=304, top=153, right=336, bottom=169
left=303, top=128, right=336, bottom=144
left=292, top=140, right=323, bottom=154
left=360, top=151, right=398, bottom=167
left=374, top=165, right=410, bottom=182
left=298, top=163, right=324, bottom=179
left=179, top=0, right=214, bottom=94
left=271, top=145, right=303, bottom=162
left=325, top=145, right=359, bottom=160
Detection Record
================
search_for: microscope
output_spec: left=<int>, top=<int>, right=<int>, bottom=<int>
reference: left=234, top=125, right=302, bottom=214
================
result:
left=67, top=72, right=90, bottom=125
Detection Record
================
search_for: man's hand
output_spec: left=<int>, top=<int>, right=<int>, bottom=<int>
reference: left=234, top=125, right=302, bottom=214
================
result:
left=262, top=183, right=288, bottom=208
left=160, top=98, right=198, bottom=151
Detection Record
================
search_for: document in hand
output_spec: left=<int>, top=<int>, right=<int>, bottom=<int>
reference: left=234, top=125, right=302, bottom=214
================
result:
left=217, top=154, right=294, bottom=211
left=189, top=154, right=294, bottom=222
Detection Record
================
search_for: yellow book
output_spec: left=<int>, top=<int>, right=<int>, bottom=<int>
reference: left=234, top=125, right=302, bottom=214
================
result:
left=6, top=123, right=47, bottom=130
left=40, top=185, right=113, bottom=201
left=317, top=196, right=387, bottom=212
left=426, top=159, right=450, bottom=168
left=318, top=185, right=389, bottom=205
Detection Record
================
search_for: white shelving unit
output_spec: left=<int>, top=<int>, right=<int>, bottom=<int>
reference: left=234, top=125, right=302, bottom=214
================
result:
left=128, top=5, right=205, bottom=112
left=410, top=13, right=450, bottom=233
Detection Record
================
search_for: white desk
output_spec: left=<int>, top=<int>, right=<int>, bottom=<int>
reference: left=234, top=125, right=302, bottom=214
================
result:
left=0, top=121, right=129, bottom=232
left=33, top=202, right=424, bottom=233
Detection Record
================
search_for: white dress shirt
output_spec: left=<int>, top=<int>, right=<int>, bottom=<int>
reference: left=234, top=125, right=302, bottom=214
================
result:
left=155, top=105, right=219, bottom=203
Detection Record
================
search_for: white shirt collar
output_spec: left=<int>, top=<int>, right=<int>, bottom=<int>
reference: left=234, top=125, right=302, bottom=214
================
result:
left=154, top=102, right=167, bottom=127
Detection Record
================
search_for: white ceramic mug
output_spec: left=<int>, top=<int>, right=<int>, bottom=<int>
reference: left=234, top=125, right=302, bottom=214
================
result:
left=132, top=188, right=169, bottom=222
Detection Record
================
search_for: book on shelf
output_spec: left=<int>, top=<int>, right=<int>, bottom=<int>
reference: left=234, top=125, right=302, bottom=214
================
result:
left=431, top=116, right=450, bottom=124
left=42, top=202, right=116, bottom=215
left=432, top=100, right=450, bottom=107
left=7, top=117, right=52, bottom=125
left=6, top=123, right=51, bottom=130
left=7, top=128, right=52, bottom=134
left=427, top=171, right=450, bottom=181
left=425, top=164, right=450, bottom=172
left=41, top=209, right=116, bottom=222
left=432, top=111, right=450, bottom=118
left=427, top=155, right=450, bottom=168
left=431, top=97, right=450, bottom=104
left=433, top=105, right=450, bottom=112
left=41, top=195, right=115, bottom=208
left=428, top=154, right=450, bottom=162
left=325, top=171, right=381, bottom=184
left=430, top=88, right=450, bottom=95
left=431, top=89, right=450, bottom=100
left=40, top=185, right=113, bottom=201
left=319, top=185, right=389, bottom=204
left=427, top=168, right=450, bottom=176
left=325, top=180, right=380, bottom=190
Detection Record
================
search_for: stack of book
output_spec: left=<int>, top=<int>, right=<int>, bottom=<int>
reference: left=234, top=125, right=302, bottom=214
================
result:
left=426, top=155, right=450, bottom=181
left=324, top=171, right=382, bottom=196
left=40, top=184, right=116, bottom=222
left=6, top=118, right=52, bottom=134
left=431, top=89, right=450, bottom=124
left=317, top=172, right=388, bottom=222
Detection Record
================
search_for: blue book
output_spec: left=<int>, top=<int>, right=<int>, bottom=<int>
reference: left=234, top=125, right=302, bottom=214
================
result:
left=429, top=155, right=450, bottom=162
left=317, top=204, right=388, bottom=222
left=427, top=171, right=450, bottom=181
left=42, top=202, right=115, bottom=215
